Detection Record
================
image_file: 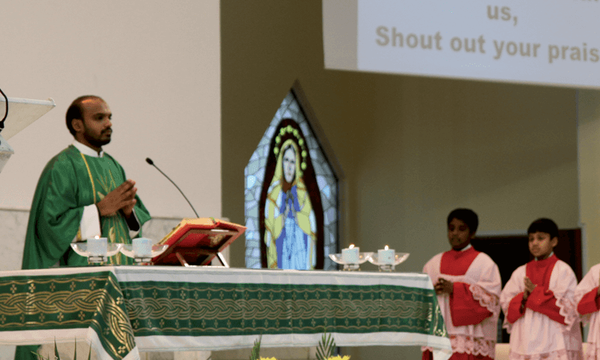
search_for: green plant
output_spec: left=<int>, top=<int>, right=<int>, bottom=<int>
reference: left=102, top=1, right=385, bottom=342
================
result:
left=32, top=338, right=92, bottom=360
left=248, top=330, right=347, bottom=360
left=249, top=334, right=262, bottom=360
left=315, top=329, right=336, bottom=360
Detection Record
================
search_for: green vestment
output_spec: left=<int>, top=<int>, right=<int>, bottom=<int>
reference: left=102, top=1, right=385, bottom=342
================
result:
left=21, top=145, right=151, bottom=269
left=17, top=146, right=151, bottom=360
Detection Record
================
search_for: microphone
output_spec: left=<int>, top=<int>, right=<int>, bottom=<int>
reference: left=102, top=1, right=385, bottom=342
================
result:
left=146, top=157, right=199, bottom=218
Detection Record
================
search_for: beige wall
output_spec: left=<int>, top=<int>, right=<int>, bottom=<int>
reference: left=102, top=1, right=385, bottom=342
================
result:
left=221, top=0, right=579, bottom=270
left=0, top=2, right=220, bottom=358
left=0, top=0, right=221, bottom=219
left=221, top=1, right=578, bottom=358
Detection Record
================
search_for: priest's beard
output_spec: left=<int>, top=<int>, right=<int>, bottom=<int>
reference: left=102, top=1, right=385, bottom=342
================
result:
left=83, top=129, right=111, bottom=149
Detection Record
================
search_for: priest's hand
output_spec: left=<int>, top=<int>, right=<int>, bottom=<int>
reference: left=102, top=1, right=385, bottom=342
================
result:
left=523, top=277, right=536, bottom=300
left=434, top=278, right=453, bottom=295
left=97, top=179, right=137, bottom=217
left=120, top=182, right=138, bottom=219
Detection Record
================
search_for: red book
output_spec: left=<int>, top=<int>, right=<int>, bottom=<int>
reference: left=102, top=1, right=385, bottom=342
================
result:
left=153, top=218, right=246, bottom=266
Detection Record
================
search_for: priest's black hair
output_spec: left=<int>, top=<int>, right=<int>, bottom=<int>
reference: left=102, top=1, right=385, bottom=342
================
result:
left=66, top=95, right=104, bottom=136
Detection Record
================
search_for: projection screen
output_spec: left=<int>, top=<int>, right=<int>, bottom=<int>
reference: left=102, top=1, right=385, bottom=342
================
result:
left=323, top=0, right=600, bottom=89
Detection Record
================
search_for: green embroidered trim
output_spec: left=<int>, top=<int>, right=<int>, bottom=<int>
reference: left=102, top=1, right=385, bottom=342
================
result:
left=119, top=282, right=448, bottom=338
left=80, top=153, right=97, bottom=204
left=0, top=272, right=134, bottom=359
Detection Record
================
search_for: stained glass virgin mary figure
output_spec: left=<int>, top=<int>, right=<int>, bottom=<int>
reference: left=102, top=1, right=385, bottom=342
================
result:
left=264, top=137, right=317, bottom=269
left=246, top=88, right=336, bottom=270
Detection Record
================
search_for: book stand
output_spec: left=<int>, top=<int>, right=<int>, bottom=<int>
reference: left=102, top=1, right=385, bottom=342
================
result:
left=152, top=218, right=246, bottom=267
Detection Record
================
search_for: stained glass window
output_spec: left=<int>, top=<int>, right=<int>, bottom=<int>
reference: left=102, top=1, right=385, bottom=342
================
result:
left=244, top=89, right=338, bottom=270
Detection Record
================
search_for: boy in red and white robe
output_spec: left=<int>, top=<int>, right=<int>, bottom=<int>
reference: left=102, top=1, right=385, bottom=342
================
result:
left=423, top=208, right=502, bottom=360
left=500, top=218, right=582, bottom=360
left=575, top=263, right=600, bottom=360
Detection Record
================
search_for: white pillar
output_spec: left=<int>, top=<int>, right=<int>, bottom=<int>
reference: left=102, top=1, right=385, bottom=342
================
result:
left=577, top=89, right=600, bottom=272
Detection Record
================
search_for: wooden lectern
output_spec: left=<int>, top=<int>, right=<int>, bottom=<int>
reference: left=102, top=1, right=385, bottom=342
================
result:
left=152, top=217, right=246, bottom=267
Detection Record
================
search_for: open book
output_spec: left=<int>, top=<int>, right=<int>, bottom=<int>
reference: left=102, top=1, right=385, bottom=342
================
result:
left=152, top=217, right=246, bottom=266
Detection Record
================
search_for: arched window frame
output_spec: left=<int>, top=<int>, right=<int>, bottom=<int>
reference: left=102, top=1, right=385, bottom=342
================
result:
left=244, top=81, right=342, bottom=270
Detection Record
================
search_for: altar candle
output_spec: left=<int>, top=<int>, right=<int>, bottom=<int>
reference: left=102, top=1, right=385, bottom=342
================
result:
left=133, top=238, right=152, bottom=257
left=342, top=244, right=359, bottom=263
left=88, top=235, right=107, bottom=256
left=378, top=245, right=395, bottom=265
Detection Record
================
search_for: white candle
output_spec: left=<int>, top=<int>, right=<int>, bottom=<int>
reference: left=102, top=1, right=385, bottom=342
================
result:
left=342, top=244, right=359, bottom=263
left=87, top=236, right=107, bottom=256
left=133, top=238, right=152, bottom=257
left=378, top=245, right=395, bottom=265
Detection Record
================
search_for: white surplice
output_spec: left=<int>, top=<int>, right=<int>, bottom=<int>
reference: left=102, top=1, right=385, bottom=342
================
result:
left=575, top=263, right=600, bottom=360
left=500, top=256, right=583, bottom=360
left=423, top=246, right=502, bottom=359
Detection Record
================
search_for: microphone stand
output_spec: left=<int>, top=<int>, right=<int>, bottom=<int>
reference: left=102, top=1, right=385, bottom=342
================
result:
left=145, top=158, right=229, bottom=267
left=145, top=157, right=199, bottom=218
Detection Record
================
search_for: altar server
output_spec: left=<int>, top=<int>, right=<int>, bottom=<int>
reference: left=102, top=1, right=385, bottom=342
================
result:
left=575, top=263, right=600, bottom=360
left=422, top=208, right=502, bottom=360
left=500, top=218, right=582, bottom=360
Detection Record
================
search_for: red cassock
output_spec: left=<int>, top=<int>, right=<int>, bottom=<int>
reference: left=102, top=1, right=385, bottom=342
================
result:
left=575, top=263, right=600, bottom=360
left=423, top=246, right=502, bottom=360
left=500, top=254, right=583, bottom=360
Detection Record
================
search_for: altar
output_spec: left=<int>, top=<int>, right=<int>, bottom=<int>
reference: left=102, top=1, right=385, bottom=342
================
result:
left=0, top=266, right=450, bottom=360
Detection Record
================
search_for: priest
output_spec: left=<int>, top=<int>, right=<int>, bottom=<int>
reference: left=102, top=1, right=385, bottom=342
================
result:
left=17, top=95, right=151, bottom=359
left=21, top=95, right=151, bottom=269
